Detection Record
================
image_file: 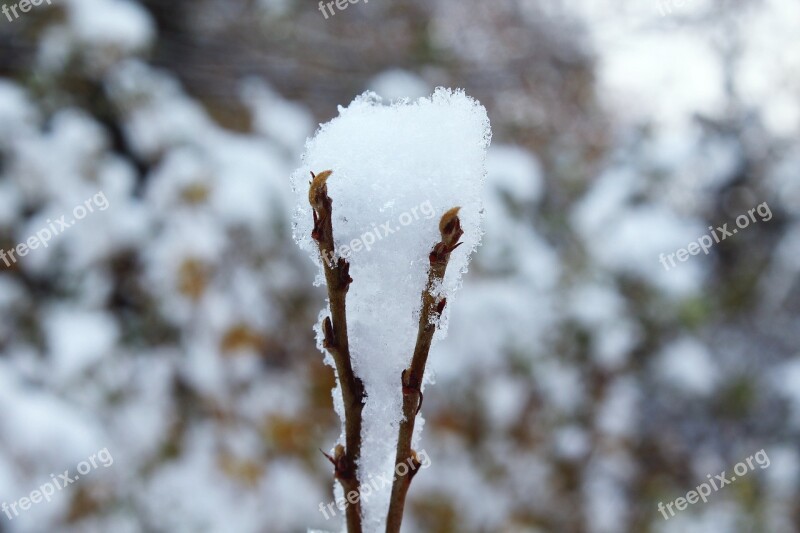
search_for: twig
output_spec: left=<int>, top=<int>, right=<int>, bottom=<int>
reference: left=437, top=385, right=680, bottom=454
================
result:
left=309, top=170, right=366, bottom=533
left=385, top=207, right=463, bottom=533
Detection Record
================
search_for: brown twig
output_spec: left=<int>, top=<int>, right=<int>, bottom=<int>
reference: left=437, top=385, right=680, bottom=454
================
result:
left=385, top=207, right=463, bottom=533
left=309, top=170, right=366, bottom=533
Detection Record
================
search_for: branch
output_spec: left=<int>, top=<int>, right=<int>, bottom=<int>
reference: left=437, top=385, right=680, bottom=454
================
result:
left=309, top=170, right=366, bottom=533
left=385, top=207, right=463, bottom=533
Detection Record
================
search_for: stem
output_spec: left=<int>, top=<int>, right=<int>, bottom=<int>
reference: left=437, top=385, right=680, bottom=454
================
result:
left=309, top=170, right=366, bottom=533
left=385, top=207, right=463, bottom=533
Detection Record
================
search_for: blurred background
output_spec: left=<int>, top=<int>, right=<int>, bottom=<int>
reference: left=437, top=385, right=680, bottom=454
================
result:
left=0, top=0, right=799, bottom=531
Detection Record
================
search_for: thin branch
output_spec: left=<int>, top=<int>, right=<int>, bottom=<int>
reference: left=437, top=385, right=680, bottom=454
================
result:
left=386, top=207, right=463, bottom=533
left=309, top=170, right=366, bottom=533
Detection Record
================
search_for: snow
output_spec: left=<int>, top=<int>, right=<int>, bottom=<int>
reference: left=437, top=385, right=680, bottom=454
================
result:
left=0, top=81, right=38, bottom=143
left=367, top=70, right=432, bottom=102
left=106, top=61, right=217, bottom=158
left=568, top=283, right=626, bottom=328
left=655, top=337, right=718, bottom=396
left=241, top=78, right=316, bottom=153
left=772, top=358, right=800, bottom=428
left=482, top=376, right=528, bottom=431
left=598, top=33, right=725, bottom=129
left=553, top=426, right=590, bottom=460
left=583, top=452, right=635, bottom=533
left=0, top=275, right=24, bottom=314
left=433, top=279, right=549, bottom=378
left=571, top=167, right=706, bottom=296
left=292, top=88, right=491, bottom=530
left=534, top=360, right=585, bottom=415
left=736, top=0, right=800, bottom=137
left=0, top=361, right=105, bottom=461
left=66, top=0, right=154, bottom=53
left=593, top=321, right=639, bottom=370
left=764, top=445, right=798, bottom=494
left=596, top=378, right=640, bottom=438
left=45, top=308, right=119, bottom=381
left=10, top=109, right=108, bottom=203
left=486, top=145, right=544, bottom=204
left=412, top=438, right=511, bottom=530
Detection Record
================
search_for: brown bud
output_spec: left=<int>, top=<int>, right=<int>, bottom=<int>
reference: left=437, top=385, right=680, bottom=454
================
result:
left=308, top=170, right=333, bottom=210
left=322, top=316, right=335, bottom=349
left=333, top=444, right=354, bottom=480
left=333, top=444, right=346, bottom=461
left=320, top=445, right=351, bottom=479
left=337, top=258, right=353, bottom=287
left=410, top=450, right=422, bottom=466
left=401, top=369, right=412, bottom=392
left=439, top=206, right=463, bottom=248
left=401, top=370, right=423, bottom=414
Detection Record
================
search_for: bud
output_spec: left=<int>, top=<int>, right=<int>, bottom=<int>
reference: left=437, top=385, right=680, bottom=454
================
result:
left=439, top=206, right=462, bottom=244
left=308, top=170, right=333, bottom=210
left=430, top=207, right=464, bottom=264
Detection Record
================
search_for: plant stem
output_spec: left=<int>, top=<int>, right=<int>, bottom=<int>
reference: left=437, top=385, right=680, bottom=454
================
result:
left=309, top=170, right=366, bottom=533
left=386, top=207, right=463, bottom=533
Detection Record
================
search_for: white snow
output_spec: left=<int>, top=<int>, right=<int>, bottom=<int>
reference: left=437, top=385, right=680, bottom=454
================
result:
left=367, top=70, right=432, bottom=102
left=655, top=337, right=718, bottom=396
left=482, top=376, right=528, bottom=431
left=596, top=378, right=640, bottom=438
left=292, top=88, right=491, bottom=531
left=66, top=0, right=155, bottom=52
left=553, top=425, right=591, bottom=460
left=45, top=308, right=119, bottom=381
left=771, top=358, right=800, bottom=428
left=486, top=144, right=544, bottom=204
left=571, top=167, right=706, bottom=296
left=241, top=78, right=316, bottom=153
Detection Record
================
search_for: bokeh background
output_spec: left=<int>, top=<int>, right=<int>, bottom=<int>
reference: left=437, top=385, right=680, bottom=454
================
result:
left=0, top=0, right=799, bottom=531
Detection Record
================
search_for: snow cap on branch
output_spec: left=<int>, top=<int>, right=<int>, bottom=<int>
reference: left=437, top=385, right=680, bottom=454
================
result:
left=292, top=88, right=491, bottom=531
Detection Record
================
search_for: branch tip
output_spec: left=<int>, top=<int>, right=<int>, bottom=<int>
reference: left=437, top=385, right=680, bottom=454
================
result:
left=308, top=169, right=333, bottom=209
left=439, top=206, right=463, bottom=246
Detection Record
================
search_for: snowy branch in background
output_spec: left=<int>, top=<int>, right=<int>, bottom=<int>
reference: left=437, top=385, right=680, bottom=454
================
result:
left=293, top=88, right=491, bottom=532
